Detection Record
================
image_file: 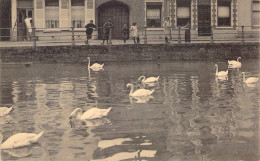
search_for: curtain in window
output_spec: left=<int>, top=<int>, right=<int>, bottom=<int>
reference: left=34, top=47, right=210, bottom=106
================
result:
left=218, top=6, right=230, bottom=17
left=71, top=7, right=85, bottom=27
left=147, top=8, right=160, bottom=19
left=177, top=7, right=190, bottom=18
left=45, top=8, right=59, bottom=21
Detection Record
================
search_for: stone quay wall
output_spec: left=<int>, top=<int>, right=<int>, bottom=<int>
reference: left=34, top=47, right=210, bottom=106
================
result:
left=0, top=43, right=259, bottom=63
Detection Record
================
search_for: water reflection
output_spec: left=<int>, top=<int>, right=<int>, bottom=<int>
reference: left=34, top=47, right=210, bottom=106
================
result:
left=0, top=60, right=259, bottom=161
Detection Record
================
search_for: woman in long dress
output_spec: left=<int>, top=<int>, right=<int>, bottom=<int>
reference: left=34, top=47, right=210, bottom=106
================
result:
left=184, top=22, right=191, bottom=43
left=130, top=23, right=138, bottom=44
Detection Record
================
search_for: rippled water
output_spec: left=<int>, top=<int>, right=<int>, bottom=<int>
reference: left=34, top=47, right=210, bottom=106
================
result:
left=0, top=59, right=259, bottom=161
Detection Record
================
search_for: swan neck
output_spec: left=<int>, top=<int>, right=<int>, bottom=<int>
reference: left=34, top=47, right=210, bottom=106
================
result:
left=88, top=58, right=90, bottom=68
left=77, top=109, right=83, bottom=119
left=215, top=66, right=218, bottom=74
left=242, top=73, right=245, bottom=82
left=129, top=84, right=134, bottom=95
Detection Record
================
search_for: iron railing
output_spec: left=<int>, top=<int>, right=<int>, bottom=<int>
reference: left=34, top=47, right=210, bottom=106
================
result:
left=0, top=25, right=259, bottom=50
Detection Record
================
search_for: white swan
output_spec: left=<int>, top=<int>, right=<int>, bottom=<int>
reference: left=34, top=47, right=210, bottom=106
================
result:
left=126, top=83, right=154, bottom=97
left=214, top=64, right=228, bottom=77
left=242, top=72, right=259, bottom=84
left=87, top=57, right=104, bottom=70
left=69, top=107, right=112, bottom=120
left=0, top=131, right=44, bottom=149
left=0, top=105, right=13, bottom=117
left=138, top=76, right=159, bottom=83
left=228, top=57, right=241, bottom=66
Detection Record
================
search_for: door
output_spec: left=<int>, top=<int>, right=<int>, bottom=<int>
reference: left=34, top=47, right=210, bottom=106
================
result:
left=17, top=9, right=33, bottom=41
left=198, top=0, right=211, bottom=36
left=98, top=2, right=129, bottom=39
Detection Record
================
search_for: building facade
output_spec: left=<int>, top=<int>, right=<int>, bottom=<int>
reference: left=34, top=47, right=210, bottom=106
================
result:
left=8, top=0, right=260, bottom=41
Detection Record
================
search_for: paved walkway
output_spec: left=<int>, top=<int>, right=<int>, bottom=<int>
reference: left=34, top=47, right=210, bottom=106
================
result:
left=0, top=39, right=259, bottom=48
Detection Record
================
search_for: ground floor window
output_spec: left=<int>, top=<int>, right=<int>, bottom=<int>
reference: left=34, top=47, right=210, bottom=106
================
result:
left=253, top=0, right=260, bottom=26
left=217, top=0, right=231, bottom=26
left=176, top=0, right=191, bottom=26
left=45, top=7, right=59, bottom=28
left=146, top=2, right=162, bottom=28
left=71, top=7, right=85, bottom=28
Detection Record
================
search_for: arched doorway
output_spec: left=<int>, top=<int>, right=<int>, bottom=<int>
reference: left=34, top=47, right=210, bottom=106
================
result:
left=98, top=1, right=129, bottom=39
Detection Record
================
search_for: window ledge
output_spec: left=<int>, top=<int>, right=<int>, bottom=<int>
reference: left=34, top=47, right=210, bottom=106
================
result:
left=215, top=26, right=234, bottom=30
left=43, top=28, right=62, bottom=33
left=146, top=28, right=164, bottom=31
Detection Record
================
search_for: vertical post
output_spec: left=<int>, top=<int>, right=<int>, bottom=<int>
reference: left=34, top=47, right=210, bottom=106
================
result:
left=143, top=26, right=147, bottom=44
left=32, top=27, right=37, bottom=50
left=71, top=26, right=75, bottom=46
left=241, top=26, right=244, bottom=44
left=178, top=26, right=181, bottom=43
left=210, top=26, right=214, bottom=44
left=169, top=26, right=172, bottom=40
left=109, top=27, right=113, bottom=44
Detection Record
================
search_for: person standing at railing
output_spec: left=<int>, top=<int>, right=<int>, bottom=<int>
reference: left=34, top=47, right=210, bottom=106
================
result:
left=130, top=23, right=139, bottom=44
left=24, top=16, right=32, bottom=40
left=102, top=19, right=113, bottom=44
left=184, top=22, right=191, bottom=43
left=122, top=24, right=129, bottom=43
left=163, top=17, right=171, bottom=43
left=85, top=20, right=96, bottom=45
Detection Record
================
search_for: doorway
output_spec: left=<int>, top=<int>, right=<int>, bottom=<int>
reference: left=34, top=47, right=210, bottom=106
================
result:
left=98, top=1, right=129, bottom=39
left=17, top=9, right=33, bottom=41
left=198, top=0, right=211, bottom=36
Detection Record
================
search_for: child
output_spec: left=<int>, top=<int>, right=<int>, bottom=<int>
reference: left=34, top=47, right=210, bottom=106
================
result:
left=85, top=20, right=96, bottom=44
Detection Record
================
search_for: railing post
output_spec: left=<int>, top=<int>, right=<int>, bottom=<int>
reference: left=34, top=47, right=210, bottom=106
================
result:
left=108, top=27, right=113, bottom=44
left=71, top=26, right=75, bottom=46
left=169, top=26, right=172, bottom=40
left=178, top=26, right=181, bottom=44
left=241, top=26, right=245, bottom=44
left=143, top=26, right=147, bottom=44
left=32, top=27, right=37, bottom=50
left=210, top=26, right=214, bottom=44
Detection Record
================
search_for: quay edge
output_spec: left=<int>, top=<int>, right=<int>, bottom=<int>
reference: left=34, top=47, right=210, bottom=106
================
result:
left=0, top=43, right=259, bottom=63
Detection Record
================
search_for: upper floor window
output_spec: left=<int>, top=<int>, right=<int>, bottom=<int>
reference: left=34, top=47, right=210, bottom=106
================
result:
left=218, top=0, right=231, bottom=26
left=71, top=0, right=84, bottom=6
left=146, top=2, right=162, bottom=28
left=45, top=0, right=59, bottom=6
left=253, top=0, right=260, bottom=26
left=177, top=0, right=191, bottom=26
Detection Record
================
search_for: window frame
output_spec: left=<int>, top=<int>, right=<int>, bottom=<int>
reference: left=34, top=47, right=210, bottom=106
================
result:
left=252, top=0, right=260, bottom=27
left=217, top=0, right=231, bottom=27
left=176, top=0, right=191, bottom=27
left=146, top=2, right=162, bottom=28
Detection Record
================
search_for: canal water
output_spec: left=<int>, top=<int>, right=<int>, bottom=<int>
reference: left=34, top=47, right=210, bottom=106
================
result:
left=0, top=59, right=259, bottom=161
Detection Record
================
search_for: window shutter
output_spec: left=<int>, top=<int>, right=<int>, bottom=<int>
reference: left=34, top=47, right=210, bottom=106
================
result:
left=34, top=0, right=44, bottom=28
left=60, top=0, right=69, bottom=28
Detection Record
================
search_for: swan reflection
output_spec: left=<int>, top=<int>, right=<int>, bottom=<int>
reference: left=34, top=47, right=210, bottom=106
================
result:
left=91, top=150, right=157, bottom=161
left=98, top=138, right=133, bottom=149
left=1, top=145, right=37, bottom=158
left=130, top=96, right=153, bottom=104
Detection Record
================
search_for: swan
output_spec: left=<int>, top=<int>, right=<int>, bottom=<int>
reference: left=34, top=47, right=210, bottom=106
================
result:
left=228, top=57, right=241, bottom=66
left=0, top=131, right=44, bottom=149
left=87, top=57, right=104, bottom=70
left=138, top=76, right=159, bottom=83
left=126, top=83, right=154, bottom=97
left=214, top=64, right=228, bottom=77
left=242, top=72, right=259, bottom=84
left=69, top=107, right=112, bottom=120
left=0, top=105, right=13, bottom=116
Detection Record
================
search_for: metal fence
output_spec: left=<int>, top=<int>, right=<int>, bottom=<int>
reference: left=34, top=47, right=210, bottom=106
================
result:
left=0, top=25, right=259, bottom=50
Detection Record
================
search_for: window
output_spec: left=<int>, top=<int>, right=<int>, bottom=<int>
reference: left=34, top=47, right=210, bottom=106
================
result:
left=45, top=0, right=59, bottom=6
left=146, top=3, right=162, bottom=27
left=177, top=0, right=191, bottom=26
left=61, top=0, right=68, bottom=9
left=45, top=0, right=59, bottom=28
left=253, top=0, right=260, bottom=26
left=71, top=0, right=85, bottom=28
left=217, top=0, right=231, bottom=26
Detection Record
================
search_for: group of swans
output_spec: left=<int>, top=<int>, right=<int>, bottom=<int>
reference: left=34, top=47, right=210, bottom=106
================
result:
left=215, top=57, right=258, bottom=84
left=126, top=75, right=159, bottom=98
left=0, top=105, right=44, bottom=150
